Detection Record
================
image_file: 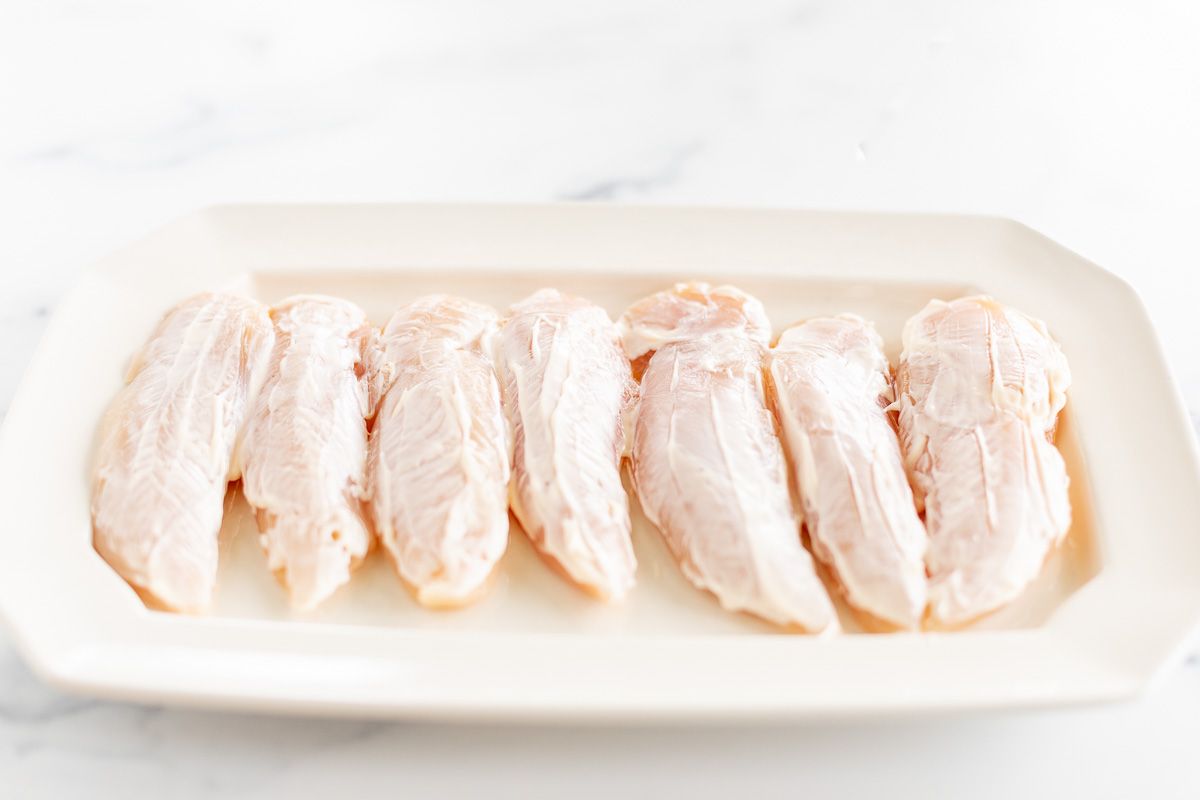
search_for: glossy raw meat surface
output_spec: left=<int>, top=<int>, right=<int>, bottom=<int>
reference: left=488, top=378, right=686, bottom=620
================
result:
left=496, top=289, right=637, bottom=600
left=768, top=315, right=927, bottom=629
left=92, top=293, right=273, bottom=612
left=897, top=296, right=1072, bottom=625
left=239, top=295, right=375, bottom=610
left=620, top=283, right=838, bottom=632
left=368, top=295, right=510, bottom=607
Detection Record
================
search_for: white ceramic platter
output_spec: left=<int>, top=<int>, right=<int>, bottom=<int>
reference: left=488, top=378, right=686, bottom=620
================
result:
left=2, top=204, right=1198, bottom=721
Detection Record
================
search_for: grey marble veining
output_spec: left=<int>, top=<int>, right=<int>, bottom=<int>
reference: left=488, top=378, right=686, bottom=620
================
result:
left=1, top=635, right=1198, bottom=798
left=2, top=0, right=1199, bottom=796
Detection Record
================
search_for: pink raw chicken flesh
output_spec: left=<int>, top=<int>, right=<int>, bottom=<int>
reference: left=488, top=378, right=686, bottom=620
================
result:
left=768, top=315, right=927, bottom=629
left=619, top=283, right=838, bottom=633
left=897, top=296, right=1072, bottom=625
left=92, top=293, right=274, bottom=612
left=368, top=295, right=510, bottom=607
left=496, top=289, right=637, bottom=600
left=239, top=295, right=376, bottom=610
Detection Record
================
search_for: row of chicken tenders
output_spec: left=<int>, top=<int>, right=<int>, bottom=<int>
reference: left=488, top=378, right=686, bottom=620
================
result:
left=91, top=283, right=1072, bottom=632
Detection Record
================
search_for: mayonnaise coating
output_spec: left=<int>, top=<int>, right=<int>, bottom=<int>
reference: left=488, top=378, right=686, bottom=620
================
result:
left=92, top=293, right=273, bottom=612
left=620, top=283, right=838, bottom=632
left=496, top=289, right=638, bottom=600
left=768, top=315, right=927, bottom=629
left=897, top=296, right=1071, bottom=625
left=239, top=295, right=375, bottom=610
left=368, top=295, right=510, bottom=607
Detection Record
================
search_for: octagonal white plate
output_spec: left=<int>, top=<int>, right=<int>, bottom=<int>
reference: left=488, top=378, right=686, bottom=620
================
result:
left=1, top=204, right=1198, bottom=721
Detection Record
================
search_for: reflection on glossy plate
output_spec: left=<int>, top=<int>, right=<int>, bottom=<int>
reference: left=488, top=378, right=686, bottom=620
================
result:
left=0, top=204, right=1196, bottom=721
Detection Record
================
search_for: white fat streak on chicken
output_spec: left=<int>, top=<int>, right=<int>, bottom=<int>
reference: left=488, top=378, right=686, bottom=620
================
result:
left=496, top=289, right=637, bottom=600
left=896, top=296, right=1071, bottom=625
left=92, top=293, right=274, bottom=612
left=239, top=295, right=375, bottom=610
left=367, top=295, right=510, bottom=606
left=768, top=315, right=927, bottom=629
left=619, top=282, right=838, bottom=632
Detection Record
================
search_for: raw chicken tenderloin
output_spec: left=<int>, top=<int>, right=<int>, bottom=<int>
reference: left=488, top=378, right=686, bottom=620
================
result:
left=368, top=296, right=510, bottom=607
left=92, top=293, right=274, bottom=612
left=897, top=296, right=1072, bottom=625
left=239, top=295, right=376, bottom=610
left=768, top=316, right=927, bottom=629
left=620, top=284, right=838, bottom=632
left=496, top=289, right=637, bottom=600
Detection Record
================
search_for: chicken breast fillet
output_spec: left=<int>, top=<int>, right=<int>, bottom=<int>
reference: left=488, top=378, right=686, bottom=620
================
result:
left=768, top=315, right=927, bottom=629
left=92, top=293, right=274, bottom=612
left=239, top=295, right=376, bottom=610
left=496, top=289, right=637, bottom=600
left=368, top=295, right=510, bottom=607
left=897, top=296, right=1071, bottom=625
left=620, top=283, right=838, bottom=633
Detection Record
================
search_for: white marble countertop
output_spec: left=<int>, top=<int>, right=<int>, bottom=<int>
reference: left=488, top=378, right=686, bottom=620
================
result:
left=2, top=1, right=1198, bottom=796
